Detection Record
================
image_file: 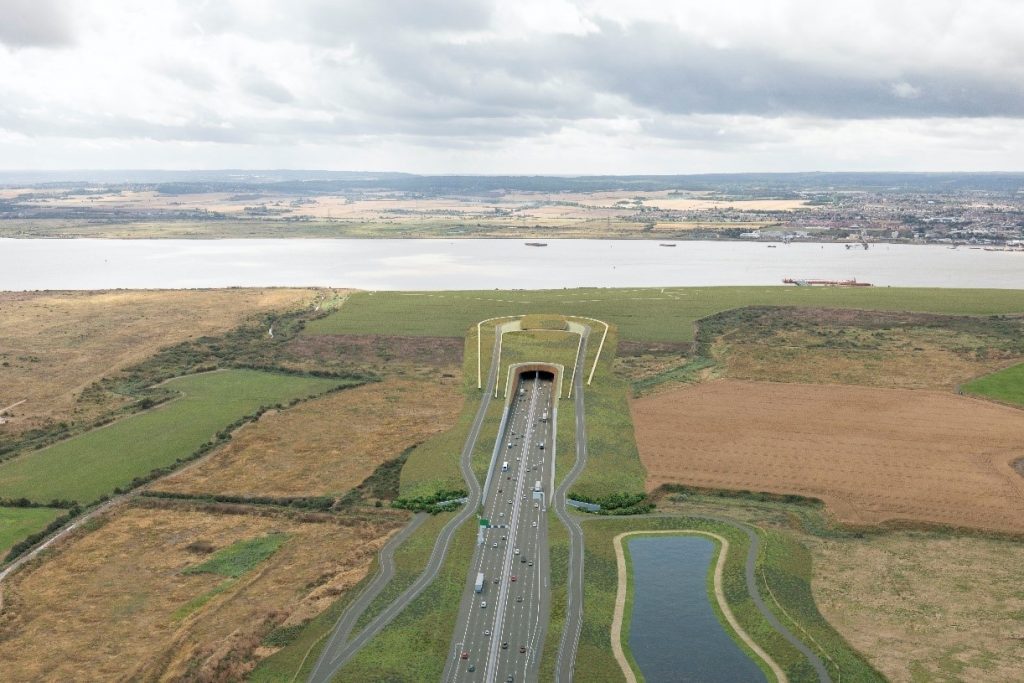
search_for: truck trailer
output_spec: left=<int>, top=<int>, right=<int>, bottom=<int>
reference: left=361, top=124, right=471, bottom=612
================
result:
left=475, top=572, right=485, bottom=593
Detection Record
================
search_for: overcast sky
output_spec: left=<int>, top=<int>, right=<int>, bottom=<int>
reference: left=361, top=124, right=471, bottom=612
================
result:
left=2, top=0, right=1023, bottom=174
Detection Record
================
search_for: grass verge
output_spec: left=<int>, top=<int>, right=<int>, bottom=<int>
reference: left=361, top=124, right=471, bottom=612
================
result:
left=332, top=515, right=477, bottom=681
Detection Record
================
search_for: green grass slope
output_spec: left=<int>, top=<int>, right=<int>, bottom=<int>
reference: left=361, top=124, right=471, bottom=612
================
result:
left=963, top=361, right=1024, bottom=407
left=306, top=287, right=1024, bottom=343
left=0, top=370, right=346, bottom=505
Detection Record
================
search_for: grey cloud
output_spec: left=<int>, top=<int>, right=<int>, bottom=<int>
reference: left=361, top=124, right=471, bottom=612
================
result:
left=0, top=0, right=74, bottom=48
left=242, top=73, right=295, bottom=103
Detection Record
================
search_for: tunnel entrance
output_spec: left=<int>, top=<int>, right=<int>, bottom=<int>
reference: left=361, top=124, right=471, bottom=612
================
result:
left=520, top=370, right=555, bottom=381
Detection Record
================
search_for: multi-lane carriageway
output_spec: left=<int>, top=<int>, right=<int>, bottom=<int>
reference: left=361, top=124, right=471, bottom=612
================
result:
left=443, top=372, right=556, bottom=683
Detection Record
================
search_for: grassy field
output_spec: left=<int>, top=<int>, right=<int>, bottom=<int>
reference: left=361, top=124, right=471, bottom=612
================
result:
left=153, top=377, right=462, bottom=498
left=304, top=287, right=1024, bottom=343
left=497, top=329, right=582, bottom=397
left=0, top=288, right=318, bottom=440
left=568, top=327, right=647, bottom=502
left=0, top=506, right=63, bottom=558
left=963, top=361, right=1024, bottom=407
left=0, top=370, right=348, bottom=505
left=182, top=533, right=289, bottom=578
left=707, top=307, right=1024, bottom=391
left=575, top=515, right=882, bottom=683
left=0, top=503, right=404, bottom=681
left=332, top=516, right=477, bottom=681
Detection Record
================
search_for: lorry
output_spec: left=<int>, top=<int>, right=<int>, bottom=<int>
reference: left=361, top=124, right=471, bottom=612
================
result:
left=475, top=572, right=485, bottom=593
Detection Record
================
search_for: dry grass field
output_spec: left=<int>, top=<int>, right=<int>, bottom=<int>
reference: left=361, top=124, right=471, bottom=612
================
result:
left=811, top=532, right=1024, bottom=682
left=711, top=308, right=1024, bottom=391
left=0, top=504, right=406, bottom=682
left=153, top=377, right=463, bottom=498
left=0, top=289, right=318, bottom=437
left=633, top=380, right=1024, bottom=532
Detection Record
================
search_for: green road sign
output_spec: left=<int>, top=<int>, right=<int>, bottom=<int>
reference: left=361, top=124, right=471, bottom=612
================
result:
left=480, top=518, right=489, bottom=527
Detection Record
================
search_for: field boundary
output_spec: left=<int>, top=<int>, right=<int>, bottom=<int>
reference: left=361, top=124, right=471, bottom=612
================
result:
left=611, top=530, right=787, bottom=683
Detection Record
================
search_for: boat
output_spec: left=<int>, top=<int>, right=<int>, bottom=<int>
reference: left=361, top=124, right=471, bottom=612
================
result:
left=659, top=243, right=676, bottom=247
left=524, top=242, right=548, bottom=247
left=783, top=278, right=872, bottom=287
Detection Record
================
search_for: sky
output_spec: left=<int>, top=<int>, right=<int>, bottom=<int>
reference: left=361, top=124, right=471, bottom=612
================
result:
left=1, top=0, right=1023, bottom=174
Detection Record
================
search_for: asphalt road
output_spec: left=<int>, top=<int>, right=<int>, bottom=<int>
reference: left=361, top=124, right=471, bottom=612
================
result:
left=552, top=329, right=590, bottom=683
left=443, top=374, right=555, bottom=683
left=307, top=330, right=504, bottom=683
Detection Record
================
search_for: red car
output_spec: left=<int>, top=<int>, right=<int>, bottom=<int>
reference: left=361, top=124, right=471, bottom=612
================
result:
left=510, top=575, right=517, bottom=582
left=461, top=651, right=469, bottom=660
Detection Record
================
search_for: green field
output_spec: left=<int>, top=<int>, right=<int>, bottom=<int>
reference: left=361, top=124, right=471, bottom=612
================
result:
left=183, top=532, right=290, bottom=578
left=0, top=506, right=64, bottom=558
left=333, top=515, right=477, bottom=681
left=0, top=370, right=347, bottom=505
left=306, top=287, right=1024, bottom=343
left=962, top=361, right=1024, bottom=407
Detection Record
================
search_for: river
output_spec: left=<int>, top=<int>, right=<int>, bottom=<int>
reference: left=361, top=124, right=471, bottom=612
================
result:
left=627, top=535, right=767, bottom=682
left=0, top=238, right=1021, bottom=291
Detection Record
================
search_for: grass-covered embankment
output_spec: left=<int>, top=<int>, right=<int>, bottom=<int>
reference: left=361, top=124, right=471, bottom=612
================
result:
left=963, top=361, right=1024, bottom=407
left=0, top=506, right=64, bottom=559
left=305, top=287, right=1024, bottom=344
left=576, top=515, right=883, bottom=683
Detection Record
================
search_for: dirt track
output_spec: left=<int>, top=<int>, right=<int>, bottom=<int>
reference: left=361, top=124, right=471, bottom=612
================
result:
left=632, top=380, right=1024, bottom=533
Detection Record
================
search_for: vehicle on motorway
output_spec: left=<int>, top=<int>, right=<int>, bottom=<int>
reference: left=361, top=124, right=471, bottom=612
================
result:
left=481, top=601, right=487, bottom=608
left=508, top=499, right=512, bottom=504
left=516, top=595, right=523, bottom=602
left=461, top=651, right=469, bottom=660
left=534, top=480, right=542, bottom=492
left=528, top=561, right=533, bottom=566
left=521, top=556, right=526, bottom=563
left=502, top=460, right=509, bottom=472
left=514, top=548, right=520, bottom=555
left=484, top=629, right=491, bottom=636
left=520, top=645, right=527, bottom=653
left=493, top=577, right=499, bottom=584
left=493, top=542, right=499, bottom=548
left=532, top=521, right=537, bottom=527
left=502, top=642, right=508, bottom=650
left=511, top=575, right=517, bottom=582
left=538, top=441, right=545, bottom=449
left=475, top=572, right=484, bottom=593
left=468, top=664, right=475, bottom=672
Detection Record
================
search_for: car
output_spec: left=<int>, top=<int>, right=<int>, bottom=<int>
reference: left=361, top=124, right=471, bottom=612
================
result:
left=508, top=499, right=513, bottom=504
left=511, top=575, right=517, bottom=582
left=498, top=488, right=503, bottom=493
left=528, top=561, right=534, bottom=567
left=520, top=556, right=526, bottom=563
left=484, top=629, right=491, bottom=636
left=493, top=577, right=499, bottom=584
left=501, top=535, right=507, bottom=540
left=501, top=642, right=509, bottom=650
left=507, top=675, right=514, bottom=682
left=461, top=651, right=469, bottom=660
left=514, top=548, right=520, bottom=555
left=519, top=645, right=527, bottom=654
left=507, top=476, right=511, bottom=480
left=516, top=595, right=523, bottom=602
left=508, top=442, right=513, bottom=448
left=534, top=503, right=539, bottom=509
left=492, top=542, right=498, bottom=548
left=532, top=521, right=537, bottom=527
left=481, top=600, right=487, bottom=608
left=468, top=664, right=475, bottom=672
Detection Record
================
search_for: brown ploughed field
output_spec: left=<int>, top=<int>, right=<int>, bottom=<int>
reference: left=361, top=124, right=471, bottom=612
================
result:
left=633, top=379, right=1024, bottom=532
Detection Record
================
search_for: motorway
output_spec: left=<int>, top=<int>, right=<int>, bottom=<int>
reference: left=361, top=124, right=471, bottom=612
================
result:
left=443, top=373, right=556, bottom=683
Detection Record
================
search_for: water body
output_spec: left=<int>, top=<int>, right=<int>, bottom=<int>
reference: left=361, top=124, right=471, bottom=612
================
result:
left=1, top=238, right=1022, bottom=291
left=627, top=535, right=767, bottom=683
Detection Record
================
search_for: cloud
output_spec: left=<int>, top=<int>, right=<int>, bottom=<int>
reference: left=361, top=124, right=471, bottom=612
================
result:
left=0, top=0, right=74, bottom=48
left=1, top=0, right=1024, bottom=171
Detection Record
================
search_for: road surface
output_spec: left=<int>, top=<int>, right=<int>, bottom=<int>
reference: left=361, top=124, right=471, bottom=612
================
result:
left=443, top=373, right=555, bottom=683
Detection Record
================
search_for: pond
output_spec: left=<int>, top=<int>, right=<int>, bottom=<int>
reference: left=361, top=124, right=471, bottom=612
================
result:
left=627, top=535, right=767, bottom=682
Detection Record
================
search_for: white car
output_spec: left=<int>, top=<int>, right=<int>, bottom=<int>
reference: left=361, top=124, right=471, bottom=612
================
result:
left=514, top=548, right=520, bottom=555
left=481, top=601, right=487, bottom=608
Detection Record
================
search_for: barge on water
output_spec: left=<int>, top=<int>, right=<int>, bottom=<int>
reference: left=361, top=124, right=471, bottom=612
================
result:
left=524, top=242, right=548, bottom=247
left=783, top=278, right=872, bottom=287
